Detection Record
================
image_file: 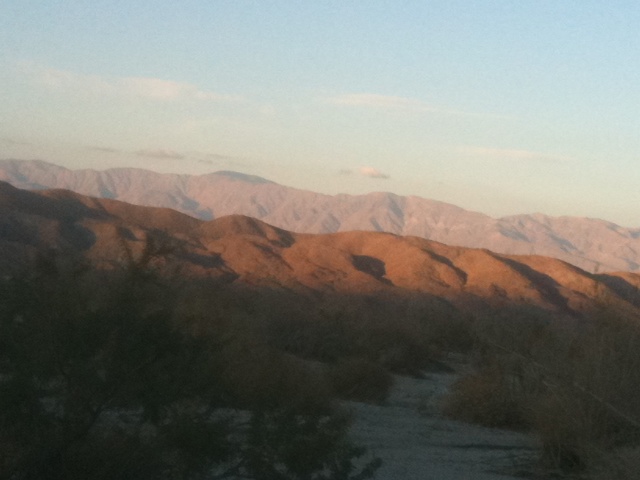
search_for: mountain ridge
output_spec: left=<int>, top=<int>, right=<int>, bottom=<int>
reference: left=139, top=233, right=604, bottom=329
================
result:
left=3, top=180, right=640, bottom=319
left=2, top=158, right=639, bottom=273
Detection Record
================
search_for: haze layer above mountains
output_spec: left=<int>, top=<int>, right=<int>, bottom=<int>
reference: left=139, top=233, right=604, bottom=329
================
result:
left=2, top=159, right=639, bottom=273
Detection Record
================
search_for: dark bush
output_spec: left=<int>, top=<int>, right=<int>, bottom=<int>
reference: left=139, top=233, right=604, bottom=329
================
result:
left=328, top=358, right=394, bottom=404
left=0, top=251, right=380, bottom=480
left=442, top=360, right=529, bottom=429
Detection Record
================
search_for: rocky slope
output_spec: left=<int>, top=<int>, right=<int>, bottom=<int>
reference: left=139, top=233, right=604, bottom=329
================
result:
left=2, top=180, right=640, bottom=318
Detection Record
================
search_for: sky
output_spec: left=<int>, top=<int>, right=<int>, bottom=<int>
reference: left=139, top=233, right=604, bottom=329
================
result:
left=1, top=1, right=639, bottom=226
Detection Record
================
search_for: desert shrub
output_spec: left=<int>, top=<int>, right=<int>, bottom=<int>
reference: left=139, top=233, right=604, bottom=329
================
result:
left=242, top=408, right=382, bottom=480
left=442, top=359, right=530, bottom=429
left=418, top=309, right=476, bottom=354
left=177, top=294, right=336, bottom=413
left=591, top=445, right=640, bottom=480
left=0, top=252, right=380, bottom=480
left=527, top=312, right=640, bottom=471
left=361, top=315, right=441, bottom=375
left=272, top=309, right=361, bottom=362
left=328, top=358, right=394, bottom=404
left=265, top=299, right=452, bottom=376
left=217, top=340, right=334, bottom=413
left=527, top=390, right=607, bottom=470
left=0, top=256, right=230, bottom=479
left=445, top=307, right=640, bottom=474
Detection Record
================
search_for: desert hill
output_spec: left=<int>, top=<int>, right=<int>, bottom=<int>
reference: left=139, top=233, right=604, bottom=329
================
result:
left=2, top=180, right=639, bottom=319
left=2, top=159, right=640, bottom=273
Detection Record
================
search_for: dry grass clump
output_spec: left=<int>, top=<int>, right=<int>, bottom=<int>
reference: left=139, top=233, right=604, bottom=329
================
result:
left=442, top=360, right=529, bottom=429
left=443, top=308, right=640, bottom=474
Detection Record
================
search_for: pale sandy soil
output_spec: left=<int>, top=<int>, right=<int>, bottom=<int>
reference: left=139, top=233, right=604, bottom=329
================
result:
left=348, top=371, right=547, bottom=480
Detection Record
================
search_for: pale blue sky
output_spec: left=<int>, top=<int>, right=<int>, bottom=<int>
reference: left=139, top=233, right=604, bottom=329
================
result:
left=1, top=1, right=639, bottom=226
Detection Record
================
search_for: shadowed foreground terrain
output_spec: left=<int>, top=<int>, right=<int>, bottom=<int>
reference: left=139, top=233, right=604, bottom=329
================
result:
left=349, top=371, right=540, bottom=480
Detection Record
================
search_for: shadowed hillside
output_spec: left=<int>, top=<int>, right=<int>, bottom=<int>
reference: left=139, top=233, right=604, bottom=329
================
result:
left=2, top=180, right=640, bottom=320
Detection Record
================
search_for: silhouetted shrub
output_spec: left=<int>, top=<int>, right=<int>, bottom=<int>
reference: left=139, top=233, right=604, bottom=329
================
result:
left=242, top=408, right=383, bottom=480
left=217, top=340, right=334, bottom=413
left=263, top=297, right=457, bottom=376
left=328, top=358, right=394, bottom=404
left=0, top=251, right=380, bottom=480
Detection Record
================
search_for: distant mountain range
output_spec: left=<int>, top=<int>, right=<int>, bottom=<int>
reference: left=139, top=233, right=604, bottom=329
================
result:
left=2, top=158, right=639, bottom=273
left=2, top=179, right=640, bottom=318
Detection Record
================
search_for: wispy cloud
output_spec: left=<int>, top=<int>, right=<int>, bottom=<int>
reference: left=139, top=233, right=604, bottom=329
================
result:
left=135, top=148, right=185, bottom=160
left=20, top=62, right=243, bottom=102
left=458, top=146, right=572, bottom=163
left=340, top=167, right=390, bottom=179
left=87, top=146, right=121, bottom=153
left=359, top=166, right=390, bottom=179
left=204, top=152, right=236, bottom=161
left=325, top=93, right=495, bottom=117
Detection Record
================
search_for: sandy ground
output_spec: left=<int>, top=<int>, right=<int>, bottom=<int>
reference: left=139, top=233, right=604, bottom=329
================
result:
left=347, top=371, right=545, bottom=480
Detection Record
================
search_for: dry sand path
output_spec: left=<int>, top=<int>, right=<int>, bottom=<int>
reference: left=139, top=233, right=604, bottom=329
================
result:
left=348, top=371, right=544, bottom=480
